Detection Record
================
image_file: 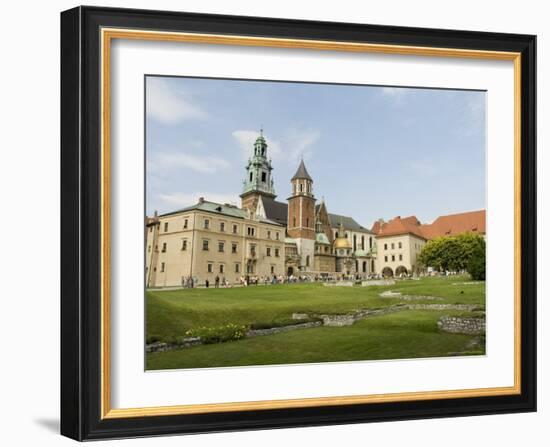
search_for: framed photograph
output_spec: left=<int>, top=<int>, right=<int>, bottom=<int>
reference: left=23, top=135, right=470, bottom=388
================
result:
left=60, top=6, right=536, bottom=441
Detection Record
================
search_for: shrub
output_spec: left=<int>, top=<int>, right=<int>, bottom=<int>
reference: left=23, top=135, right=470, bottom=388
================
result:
left=146, top=334, right=161, bottom=344
left=468, top=247, right=486, bottom=281
left=185, top=323, right=248, bottom=344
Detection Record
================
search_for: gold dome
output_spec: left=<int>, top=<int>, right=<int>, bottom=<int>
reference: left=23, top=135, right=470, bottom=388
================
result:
left=333, top=237, right=352, bottom=249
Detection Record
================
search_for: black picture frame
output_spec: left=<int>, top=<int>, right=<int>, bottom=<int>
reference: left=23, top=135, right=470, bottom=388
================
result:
left=61, top=5, right=536, bottom=441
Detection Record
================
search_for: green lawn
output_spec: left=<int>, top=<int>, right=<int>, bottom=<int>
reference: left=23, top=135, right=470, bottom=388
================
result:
left=146, top=276, right=485, bottom=370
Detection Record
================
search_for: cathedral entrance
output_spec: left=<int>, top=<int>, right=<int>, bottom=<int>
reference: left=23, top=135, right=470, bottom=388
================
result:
left=287, top=266, right=294, bottom=276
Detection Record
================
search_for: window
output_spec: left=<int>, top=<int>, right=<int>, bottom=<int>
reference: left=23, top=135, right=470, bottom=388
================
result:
left=275, top=248, right=280, bottom=257
left=160, top=262, right=165, bottom=273
left=149, top=227, right=152, bottom=233
left=391, top=243, right=395, bottom=249
left=235, top=263, right=240, bottom=273
left=220, top=222, right=225, bottom=232
left=299, top=183, right=303, bottom=192
left=306, top=218, right=309, bottom=227
left=204, top=219, right=210, bottom=229
left=369, top=237, right=372, bottom=249
left=293, top=217, right=296, bottom=227
left=266, top=247, right=271, bottom=257
left=147, top=245, right=151, bottom=252
left=306, top=255, right=310, bottom=267
left=267, top=230, right=271, bottom=239
left=293, top=183, right=296, bottom=194
left=384, top=243, right=388, bottom=250
left=232, top=224, right=238, bottom=234
left=207, top=263, right=213, bottom=273
left=385, top=255, right=388, bottom=262
left=232, top=242, right=237, bottom=254
left=261, top=172, right=267, bottom=182
left=247, top=227, right=255, bottom=237
left=181, top=240, right=187, bottom=251
left=250, top=244, right=257, bottom=257
left=202, top=240, right=209, bottom=251
left=183, top=219, right=188, bottom=229
left=399, top=254, right=403, bottom=261
left=218, top=242, right=224, bottom=253
left=219, top=264, right=225, bottom=274
left=271, top=266, right=275, bottom=274
left=398, top=241, right=402, bottom=249
left=392, top=255, right=395, bottom=261
left=275, top=232, right=279, bottom=240
left=161, top=242, right=167, bottom=253
left=249, top=172, right=253, bottom=181
left=164, top=222, right=168, bottom=232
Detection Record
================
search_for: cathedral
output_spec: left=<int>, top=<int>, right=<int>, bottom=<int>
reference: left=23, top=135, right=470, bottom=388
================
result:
left=239, top=132, right=376, bottom=278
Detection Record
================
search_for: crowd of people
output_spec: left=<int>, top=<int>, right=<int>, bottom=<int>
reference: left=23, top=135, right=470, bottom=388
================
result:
left=179, top=272, right=397, bottom=289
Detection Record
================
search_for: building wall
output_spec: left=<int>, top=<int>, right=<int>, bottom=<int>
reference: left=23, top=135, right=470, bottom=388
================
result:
left=376, top=234, right=426, bottom=275
left=287, top=195, right=316, bottom=240
left=331, top=228, right=374, bottom=252
left=314, top=251, right=336, bottom=273
left=147, top=210, right=285, bottom=287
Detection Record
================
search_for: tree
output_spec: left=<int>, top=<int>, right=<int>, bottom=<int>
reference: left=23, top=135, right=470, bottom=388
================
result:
left=419, top=233, right=485, bottom=279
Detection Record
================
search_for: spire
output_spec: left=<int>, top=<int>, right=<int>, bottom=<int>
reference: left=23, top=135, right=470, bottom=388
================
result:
left=291, top=159, right=313, bottom=181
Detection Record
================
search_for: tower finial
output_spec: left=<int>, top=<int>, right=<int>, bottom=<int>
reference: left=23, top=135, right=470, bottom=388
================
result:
left=260, top=126, right=263, bottom=137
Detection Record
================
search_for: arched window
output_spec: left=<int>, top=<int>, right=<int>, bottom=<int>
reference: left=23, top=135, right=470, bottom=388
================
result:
left=249, top=172, right=253, bottom=182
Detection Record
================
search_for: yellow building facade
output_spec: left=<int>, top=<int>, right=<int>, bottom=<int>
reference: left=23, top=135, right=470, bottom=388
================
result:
left=145, top=198, right=285, bottom=287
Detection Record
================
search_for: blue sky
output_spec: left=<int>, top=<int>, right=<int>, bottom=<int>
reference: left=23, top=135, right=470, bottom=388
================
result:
left=146, top=76, right=486, bottom=227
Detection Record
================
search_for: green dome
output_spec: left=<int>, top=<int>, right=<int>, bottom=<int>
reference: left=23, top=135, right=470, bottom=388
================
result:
left=316, top=233, right=330, bottom=244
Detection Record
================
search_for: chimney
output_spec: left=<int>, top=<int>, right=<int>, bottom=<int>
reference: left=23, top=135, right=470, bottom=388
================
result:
left=198, top=197, right=205, bottom=204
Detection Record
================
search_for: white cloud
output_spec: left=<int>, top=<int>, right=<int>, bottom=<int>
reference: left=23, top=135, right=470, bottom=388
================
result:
left=381, top=86, right=407, bottom=97
left=146, top=78, right=207, bottom=124
left=157, top=192, right=240, bottom=209
left=149, top=152, right=231, bottom=174
left=231, top=128, right=319, bottom=164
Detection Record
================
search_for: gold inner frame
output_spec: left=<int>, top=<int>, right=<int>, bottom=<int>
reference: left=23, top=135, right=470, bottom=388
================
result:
left=100, top=27, right=522, bottom=419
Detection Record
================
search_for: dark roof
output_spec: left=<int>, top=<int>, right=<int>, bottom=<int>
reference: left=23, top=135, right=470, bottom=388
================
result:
left=328, top=213, right=372, bottom=234
left=291, top=159, right=313, bottom=181
left=262, top=196, right=288, bottom=226
left=159, top=200, right=284, bottom=226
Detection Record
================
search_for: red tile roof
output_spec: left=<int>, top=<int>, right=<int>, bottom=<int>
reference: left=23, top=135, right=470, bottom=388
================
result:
left=421, top=210, right=486, bottom=239
left=372, top=210, right=486, bottom=240
left=376, top=215, right=426, bottom=239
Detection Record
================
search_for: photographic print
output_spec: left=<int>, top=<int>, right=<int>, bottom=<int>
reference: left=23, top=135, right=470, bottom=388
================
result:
left=144, top=76, right=487, bottom=370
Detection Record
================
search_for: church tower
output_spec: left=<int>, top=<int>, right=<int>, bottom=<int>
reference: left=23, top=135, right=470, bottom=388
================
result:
left=287, top=159, right=316, bottom=271
left=240, top=130, right=276, bottom=213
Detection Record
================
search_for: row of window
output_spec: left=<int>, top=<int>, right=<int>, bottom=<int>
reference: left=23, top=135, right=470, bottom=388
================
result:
left=383, top=242, right=403, bottom=250
left=158, top=218, right=281, bottom=240
left=151, top=240, right=281, bottom=257
left=384, top=254, right=404, bottom=262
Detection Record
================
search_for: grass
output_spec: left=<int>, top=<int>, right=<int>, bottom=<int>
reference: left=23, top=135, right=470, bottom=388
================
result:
left=145, top=275, right=485, bottom=370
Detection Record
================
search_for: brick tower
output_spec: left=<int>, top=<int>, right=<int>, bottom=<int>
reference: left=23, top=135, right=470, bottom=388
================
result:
left=287, top=159, right=316, bottom=271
